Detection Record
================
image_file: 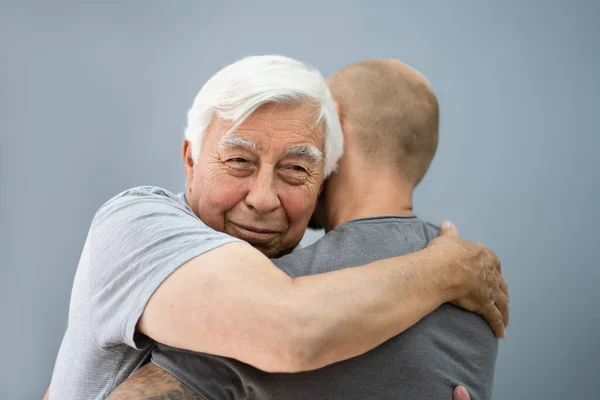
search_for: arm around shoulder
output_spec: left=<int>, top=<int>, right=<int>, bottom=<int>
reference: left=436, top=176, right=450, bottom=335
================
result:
left=138, top=241, right=312, bottom=372
left=138, top=240, right=463, bottom=372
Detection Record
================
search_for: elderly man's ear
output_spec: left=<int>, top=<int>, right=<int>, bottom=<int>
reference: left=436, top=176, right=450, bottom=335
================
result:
left=182, top=140, right=196, bottom=186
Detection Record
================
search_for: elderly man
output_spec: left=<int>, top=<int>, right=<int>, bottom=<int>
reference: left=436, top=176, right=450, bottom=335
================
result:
left=46, top=56, right=506, bottom=400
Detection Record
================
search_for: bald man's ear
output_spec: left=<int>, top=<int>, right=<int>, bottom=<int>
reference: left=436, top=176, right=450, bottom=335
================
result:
left=334, top=101, right=348, bottom=135
left=336, top=101, right=344, bottom=121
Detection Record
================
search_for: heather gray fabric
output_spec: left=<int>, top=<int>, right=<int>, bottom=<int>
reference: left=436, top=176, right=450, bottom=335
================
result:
left=48, top=186, right=242, bottom=400
left=152, top=216, right=498, bottom=400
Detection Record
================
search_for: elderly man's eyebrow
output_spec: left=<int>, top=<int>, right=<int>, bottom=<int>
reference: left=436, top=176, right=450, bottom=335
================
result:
left=281, top=145, right=323, bottom=164
left=218, top=133, right=259, bottom=153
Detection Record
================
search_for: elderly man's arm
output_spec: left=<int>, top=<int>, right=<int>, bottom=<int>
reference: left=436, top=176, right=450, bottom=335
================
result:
left=138, top=223, right=507, bottom=373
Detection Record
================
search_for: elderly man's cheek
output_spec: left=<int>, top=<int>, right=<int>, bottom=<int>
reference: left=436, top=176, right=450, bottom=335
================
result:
left=281, top=190, right=317, bottom=225
left=201, top=175, right=249, bottom=226
left=278, top=191, right=315, bottom=254
left=212, top=180, right=248, bottom=210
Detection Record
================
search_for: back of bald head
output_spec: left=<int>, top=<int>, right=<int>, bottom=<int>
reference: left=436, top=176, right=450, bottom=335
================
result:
left=328, top=59, right=439, bottom=186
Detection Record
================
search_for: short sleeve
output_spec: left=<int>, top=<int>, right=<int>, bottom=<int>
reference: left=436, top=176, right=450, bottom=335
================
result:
left=87, top=186, right=241, bottom=349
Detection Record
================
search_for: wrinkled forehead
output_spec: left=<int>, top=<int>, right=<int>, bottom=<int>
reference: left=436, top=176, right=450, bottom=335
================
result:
left=216, top=103, right=325, bottom=162
left=220, top=133, right=324, bottom=165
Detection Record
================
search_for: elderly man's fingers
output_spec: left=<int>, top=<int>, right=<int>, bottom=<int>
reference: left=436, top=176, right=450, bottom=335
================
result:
left=453, top=386, right=471, bottom=400
left=482, top=303, right=506, bottom=338
left=494, top=255, right=502, bottom=273
left=494, top=290, right=510, bottom=329
left=498, top=275, right=508, bottom=297
left=497, top=275, right=509, bottom=327
left=439, top=220, right=459, bottom=236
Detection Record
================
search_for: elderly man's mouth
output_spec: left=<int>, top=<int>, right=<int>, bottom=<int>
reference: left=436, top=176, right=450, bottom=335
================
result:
left=229, top=222, right=281, bottom=243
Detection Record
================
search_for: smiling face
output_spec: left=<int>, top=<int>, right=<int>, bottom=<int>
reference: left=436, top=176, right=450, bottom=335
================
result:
left=184, top=103, right=325, bottom=257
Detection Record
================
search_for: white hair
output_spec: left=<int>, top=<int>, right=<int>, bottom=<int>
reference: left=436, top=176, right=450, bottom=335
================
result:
left=184, top=55, right=343, bottom=177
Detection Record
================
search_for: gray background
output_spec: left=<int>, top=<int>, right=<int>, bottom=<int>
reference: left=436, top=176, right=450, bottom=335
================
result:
left=1, top=0, right=598, bottom=398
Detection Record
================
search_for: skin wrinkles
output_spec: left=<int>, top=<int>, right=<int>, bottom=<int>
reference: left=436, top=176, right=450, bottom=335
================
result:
left=218, top=134, right=259, bottom=153
left=184, top=102, right=325, bottom=257
left=239, top=103, right=323, bottom=154
left=219, top=133, right=322, bottom=171
left=281, top=145, right=323, bottom=164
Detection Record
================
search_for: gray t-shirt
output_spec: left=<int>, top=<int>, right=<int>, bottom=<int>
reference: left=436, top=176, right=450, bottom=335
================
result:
left=48, top=186, right=241, bottom=400
left=152, top=216, right=498, bottom=400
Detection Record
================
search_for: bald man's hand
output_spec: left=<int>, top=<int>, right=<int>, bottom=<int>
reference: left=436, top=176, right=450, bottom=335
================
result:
left=426, top=221, right=509, bottom=338
left=453, top=386, right=471, bottom=400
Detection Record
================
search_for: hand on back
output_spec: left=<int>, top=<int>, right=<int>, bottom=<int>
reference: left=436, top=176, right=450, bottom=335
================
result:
left=427, top=221, right=509, bottom=338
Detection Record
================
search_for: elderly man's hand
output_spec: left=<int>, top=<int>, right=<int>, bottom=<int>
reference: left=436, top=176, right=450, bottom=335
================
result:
left=427, top=221, right=509, bottom=338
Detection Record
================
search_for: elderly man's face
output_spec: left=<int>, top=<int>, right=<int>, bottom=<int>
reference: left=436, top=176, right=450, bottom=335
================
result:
left=184, top=103, right=325, bottom=257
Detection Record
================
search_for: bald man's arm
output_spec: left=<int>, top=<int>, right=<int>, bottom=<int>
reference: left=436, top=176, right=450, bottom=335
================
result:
left=107, top=362, right=204, bottom=400
left=108, top=362, right=472, bottom=400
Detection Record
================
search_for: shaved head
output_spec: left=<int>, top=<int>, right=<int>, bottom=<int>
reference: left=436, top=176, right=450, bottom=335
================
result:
left=328, top=59, right=439, bottom=185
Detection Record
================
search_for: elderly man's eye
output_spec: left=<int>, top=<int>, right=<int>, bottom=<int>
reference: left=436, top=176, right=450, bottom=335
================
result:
left=228, top=157, right=249, bottom=164
left=225, top=158, right=254, bottom=176
left=279, top=165, right=309, bottom=185
left=288, top=165, right=308, bottom=173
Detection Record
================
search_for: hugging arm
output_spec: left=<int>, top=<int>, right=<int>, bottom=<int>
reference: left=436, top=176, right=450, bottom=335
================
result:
left=107, top=362, right=203, bottom=400
left=138, top=223, right=507, bottom=373
left=107, top=363, right=472, bottom=400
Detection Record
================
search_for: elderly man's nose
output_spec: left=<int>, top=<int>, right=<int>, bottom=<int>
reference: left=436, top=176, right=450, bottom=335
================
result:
left=245, top=174, right=280, bottom=213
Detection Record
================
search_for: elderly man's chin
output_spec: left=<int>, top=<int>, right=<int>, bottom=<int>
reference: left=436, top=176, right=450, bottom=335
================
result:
left=224, top=220, right=300, bottom=258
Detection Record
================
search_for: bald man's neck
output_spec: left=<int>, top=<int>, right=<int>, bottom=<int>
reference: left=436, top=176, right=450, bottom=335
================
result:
left=323, top=157, right=415, bottom=232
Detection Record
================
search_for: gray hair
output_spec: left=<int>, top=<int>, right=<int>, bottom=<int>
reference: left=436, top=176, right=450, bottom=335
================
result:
left=184, top=55, right=343, bottom=177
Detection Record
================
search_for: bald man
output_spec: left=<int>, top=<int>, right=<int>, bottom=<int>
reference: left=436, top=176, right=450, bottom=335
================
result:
left=107, top=60, right=500, bottom=400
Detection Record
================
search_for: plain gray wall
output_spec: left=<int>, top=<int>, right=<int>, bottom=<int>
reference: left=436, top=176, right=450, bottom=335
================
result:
left=1, top=1, right=598, bottom=398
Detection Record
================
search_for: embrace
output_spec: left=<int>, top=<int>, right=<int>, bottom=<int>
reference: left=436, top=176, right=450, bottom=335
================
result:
left=46, top=55, right=508, bottom=400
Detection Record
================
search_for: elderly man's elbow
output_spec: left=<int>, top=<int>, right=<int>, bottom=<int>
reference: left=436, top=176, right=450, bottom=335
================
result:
left=283, top=343, right=327, bottom=373
left=256, top=346, right=318, bottom=373
left=258, top=323, right=330, bottom=373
